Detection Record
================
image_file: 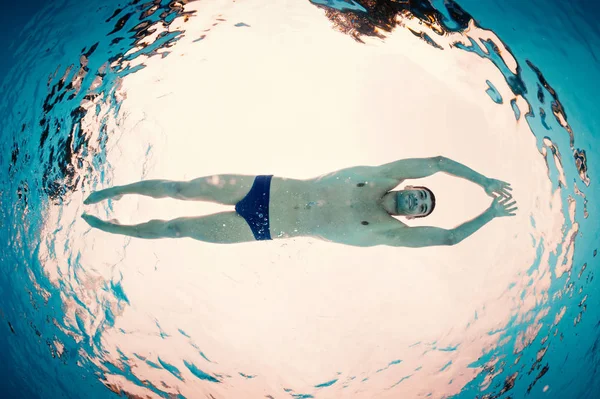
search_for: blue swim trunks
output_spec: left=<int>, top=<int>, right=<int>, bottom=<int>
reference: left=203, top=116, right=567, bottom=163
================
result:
left=235, top=175, right=273, bottom=240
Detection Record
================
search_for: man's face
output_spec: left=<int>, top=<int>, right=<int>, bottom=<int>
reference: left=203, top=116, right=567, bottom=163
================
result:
left=396, top=188, right=433, bottom=217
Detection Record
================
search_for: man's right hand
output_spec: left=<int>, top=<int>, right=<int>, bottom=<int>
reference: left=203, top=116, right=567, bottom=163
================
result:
left=490, top=196, right=518, bottom=217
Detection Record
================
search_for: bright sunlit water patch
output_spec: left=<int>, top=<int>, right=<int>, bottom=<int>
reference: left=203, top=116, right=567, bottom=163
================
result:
left=0, top=0, right=598, bottom=398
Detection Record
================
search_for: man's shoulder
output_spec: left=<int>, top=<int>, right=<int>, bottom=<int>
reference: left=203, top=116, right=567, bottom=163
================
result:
left=343, top=218, right=406, bottom=246
left=328, top=165, right=402, bottom=186
left=337, top=219, right=409, bottom=247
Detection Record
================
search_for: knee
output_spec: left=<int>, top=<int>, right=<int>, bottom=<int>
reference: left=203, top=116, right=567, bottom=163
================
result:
left=163, top=181, right=185, bottom=199
left=165, top=220, right=183, bottom=237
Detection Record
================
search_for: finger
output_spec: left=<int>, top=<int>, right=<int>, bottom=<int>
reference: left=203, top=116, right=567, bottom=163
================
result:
left=506, top=207, right=518, bottom=213
left=501, top=189, right=513, bottom=198
left=502, top=184, right=513, bottom=191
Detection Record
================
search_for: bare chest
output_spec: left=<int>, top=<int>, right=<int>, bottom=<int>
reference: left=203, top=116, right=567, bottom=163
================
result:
left=268, top=174, right=401, bottom=243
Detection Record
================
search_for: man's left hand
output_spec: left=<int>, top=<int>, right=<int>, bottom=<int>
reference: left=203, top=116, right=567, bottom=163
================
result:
left=484, top=178, right=513, bottom=199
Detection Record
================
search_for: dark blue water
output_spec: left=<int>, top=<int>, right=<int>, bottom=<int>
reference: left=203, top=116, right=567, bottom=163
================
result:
left=1, top=1, right=598, bottom=398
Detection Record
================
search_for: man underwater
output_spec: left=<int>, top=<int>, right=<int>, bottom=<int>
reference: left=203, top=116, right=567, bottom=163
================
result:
left=82, top=156, right=516, bottom=247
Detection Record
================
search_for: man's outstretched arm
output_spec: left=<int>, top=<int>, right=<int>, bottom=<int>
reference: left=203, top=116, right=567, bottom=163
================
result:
left=375, top=156, right=442, bottom=180
left=376, top=156, right=512, bottom=198
left=436, top=156, right=488, bottom=186
left=381, top=197, right=517, bottom=248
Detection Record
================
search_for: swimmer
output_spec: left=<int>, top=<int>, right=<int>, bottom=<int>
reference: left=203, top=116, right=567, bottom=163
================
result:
left=82, top=156, right=516, bottom=247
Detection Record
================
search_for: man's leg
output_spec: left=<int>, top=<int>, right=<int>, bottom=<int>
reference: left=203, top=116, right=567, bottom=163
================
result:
left=83, top=175, right=256, bottom=205
left=81, top=211, right=257, bottom=244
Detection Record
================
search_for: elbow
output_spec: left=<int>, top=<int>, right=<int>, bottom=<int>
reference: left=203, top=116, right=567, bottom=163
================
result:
left=446, top=231, right=461, bottom=246
left=432, top=156, right=445, bottom=171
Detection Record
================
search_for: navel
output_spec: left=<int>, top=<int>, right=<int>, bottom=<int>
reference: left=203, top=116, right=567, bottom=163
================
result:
left=361, top=221, right=369, bottom=225
left=356, top=182, right=366, bottom=187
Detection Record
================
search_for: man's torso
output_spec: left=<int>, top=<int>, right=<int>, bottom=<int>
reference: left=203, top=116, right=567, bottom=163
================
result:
left=268, top=166, right=403, bottom=246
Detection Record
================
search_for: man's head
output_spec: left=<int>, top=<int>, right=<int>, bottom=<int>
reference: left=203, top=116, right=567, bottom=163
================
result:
left=396, top=186, right=436, bottom=219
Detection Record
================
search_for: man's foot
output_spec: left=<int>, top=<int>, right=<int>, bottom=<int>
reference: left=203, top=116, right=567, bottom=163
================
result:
left=81, top=213, right=103, bottom=228
left=83, top=188, right=122, bottom=205
left=82, top=214, right=124, bottom=235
